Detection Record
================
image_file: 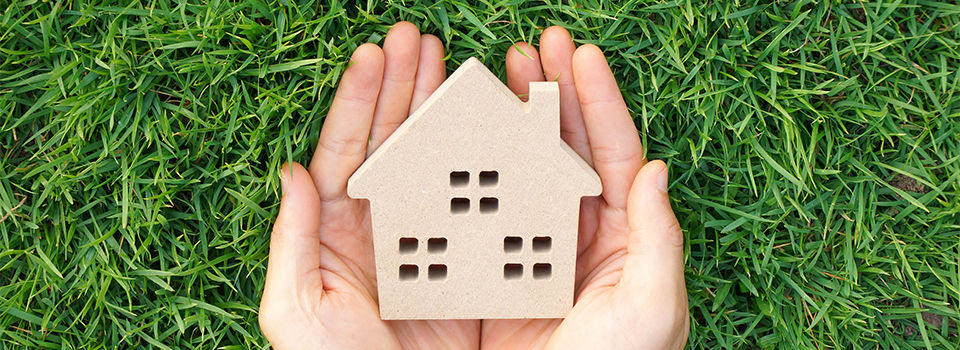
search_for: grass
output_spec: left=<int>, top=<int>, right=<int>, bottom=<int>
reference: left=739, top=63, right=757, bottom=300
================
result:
left=1, top=0, right=959, bottom=348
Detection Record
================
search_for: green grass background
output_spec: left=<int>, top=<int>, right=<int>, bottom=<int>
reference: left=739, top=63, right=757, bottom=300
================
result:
left=2, top=0, right=959, bottom=348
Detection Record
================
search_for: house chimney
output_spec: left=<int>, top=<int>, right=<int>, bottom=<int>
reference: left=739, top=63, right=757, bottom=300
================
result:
left=526, top=81, right=560, bottom=135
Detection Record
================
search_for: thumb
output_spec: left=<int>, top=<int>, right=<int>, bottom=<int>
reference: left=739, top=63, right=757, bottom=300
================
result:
left=619, top=160, right=685, bottom=299
left=262, top=162, right=324, bottom=301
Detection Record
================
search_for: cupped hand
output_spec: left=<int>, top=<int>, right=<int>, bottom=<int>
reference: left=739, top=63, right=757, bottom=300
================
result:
left=479, top=27, right=688, bottom=349
left=258, top=22, right=480, bottom=349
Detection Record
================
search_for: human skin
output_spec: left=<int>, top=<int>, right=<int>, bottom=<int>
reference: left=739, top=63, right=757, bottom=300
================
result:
left=258, top=22, right=689, bottom=349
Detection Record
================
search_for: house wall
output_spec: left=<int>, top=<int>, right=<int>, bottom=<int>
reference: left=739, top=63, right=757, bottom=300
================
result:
left=363, top=78, right=590, bottom=319
left=369, top=167, right=584, bottom=319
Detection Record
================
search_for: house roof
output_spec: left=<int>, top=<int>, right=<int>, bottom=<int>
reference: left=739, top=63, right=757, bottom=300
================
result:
left=348, top=57, right=600, bottom=199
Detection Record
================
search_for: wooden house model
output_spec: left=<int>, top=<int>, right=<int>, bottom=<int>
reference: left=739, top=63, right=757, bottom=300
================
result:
left=348, top=58, right=601, bottom=319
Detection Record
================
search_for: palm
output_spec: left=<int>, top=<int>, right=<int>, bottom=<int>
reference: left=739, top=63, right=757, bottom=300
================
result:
left=274, top=198, right=479, bottom=349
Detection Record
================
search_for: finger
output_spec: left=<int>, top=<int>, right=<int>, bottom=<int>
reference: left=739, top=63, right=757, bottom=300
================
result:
left=263, top=162, right=325, bottom=302
left=505, top=42, right=545, bottom=101
left=409, top=34, right=446, bottom=114
left=572, top=44, right=644, bottom=209
left=539, top=26, right=592, bottom=162
left=310, top=43, right=384, bottom=200
left=620, top=160, right=685, bottom=297
left=367, top=22, right=421, bottom=154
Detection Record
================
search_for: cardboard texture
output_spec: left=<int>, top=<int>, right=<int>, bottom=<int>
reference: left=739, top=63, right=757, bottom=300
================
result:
left=348, top=57, right=601, bottom=320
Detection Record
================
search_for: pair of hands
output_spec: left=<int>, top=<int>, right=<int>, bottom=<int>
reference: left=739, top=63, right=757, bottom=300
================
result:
left=258, top=22, right=688, bottom=349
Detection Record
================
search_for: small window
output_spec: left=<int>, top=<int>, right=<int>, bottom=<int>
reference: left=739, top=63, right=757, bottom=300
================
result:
left=479, top=197, right=498, bottom=214
left=399, top=265, right=418, bottom=281
left=428, top=264, right=447, bottom=281
left=450, top=171, right=469, bottom=187
left=533, top=263, right=552, bottom=280
left=503, top=263, right=523, bottom=280
left=399, top=237, right=418, bottom=254
left=503, top=236, right=522, bottom=253
left=427, top=237, right=447, bottom=253
left=451, top=198, right=470, bottom=214
left=532, top=236, right=551, bottom=252
left=479, top=171, right=498, bottom=187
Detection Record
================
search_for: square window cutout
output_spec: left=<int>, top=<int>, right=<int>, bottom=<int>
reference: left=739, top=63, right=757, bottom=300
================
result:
left=451, top=198, right=470, bottom=214
left=503, top=236, right=522, bottom=253
left=532, top=236, right=551, bottom=252
left=533, top=263, right=552, bottom=280
left=479, top=171, right=498, bottom=187
left=428, top=264, right=447, bottom=281
left=427, top=237, right=447, bottom=253
left=503, top=263, right=523, bottom=280
left=450, top=171, right=469, bottom=187
left=399, top=237, right=418, bottom=254
left=399, top=264, right=418, bottom=281
left=479, top=197, right=498, bottom=214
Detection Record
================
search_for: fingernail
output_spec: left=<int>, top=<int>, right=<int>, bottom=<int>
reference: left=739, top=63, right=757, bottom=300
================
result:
left=656, top=166, right=669, bottom=193
left=279, top=170, right=290, bottom=194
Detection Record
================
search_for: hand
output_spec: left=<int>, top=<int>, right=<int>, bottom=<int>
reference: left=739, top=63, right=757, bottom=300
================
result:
left=478, top=27, right=689, bottom=349
left=258, top=22, right=480, bottom=349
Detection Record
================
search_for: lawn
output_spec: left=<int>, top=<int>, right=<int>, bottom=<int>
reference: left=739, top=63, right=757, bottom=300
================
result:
left=1, top=0, right=959, bottom=348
